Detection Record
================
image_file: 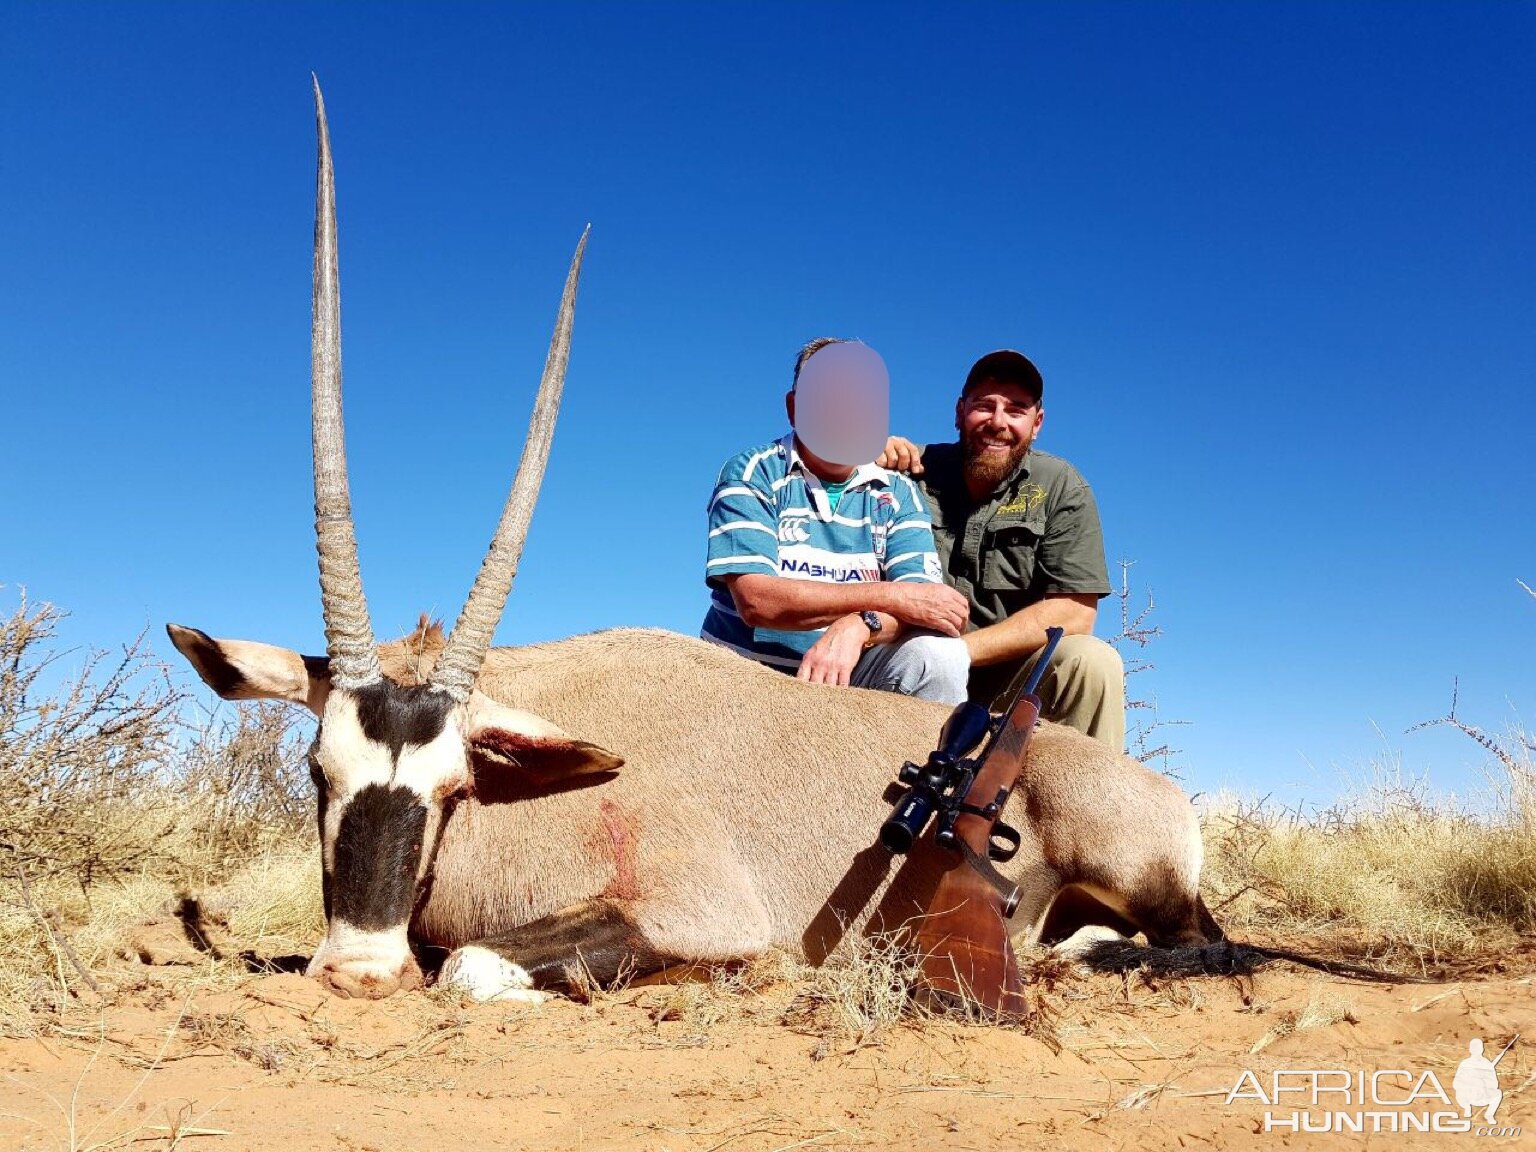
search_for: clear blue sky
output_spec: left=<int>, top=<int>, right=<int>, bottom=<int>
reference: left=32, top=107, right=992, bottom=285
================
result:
left=3, top=2, right=1531, bottom=808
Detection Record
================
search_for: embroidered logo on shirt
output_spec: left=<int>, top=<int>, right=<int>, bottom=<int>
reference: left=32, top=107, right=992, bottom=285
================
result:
left=997, top=483, right=1049, bottom=516
left=778, top=517, right=811, bottom=544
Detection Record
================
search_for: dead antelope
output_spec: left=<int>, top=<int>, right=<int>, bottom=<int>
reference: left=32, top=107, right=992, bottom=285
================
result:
left=171, top=86, right=1363, bottom=1006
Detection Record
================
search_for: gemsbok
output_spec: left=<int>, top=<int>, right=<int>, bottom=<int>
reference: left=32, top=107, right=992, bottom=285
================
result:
left=170, top=84, right=1365, bottom=1005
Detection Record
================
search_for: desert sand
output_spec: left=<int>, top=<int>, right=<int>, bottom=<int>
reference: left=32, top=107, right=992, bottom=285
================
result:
left=3, top=926, right=1529, bottom=1152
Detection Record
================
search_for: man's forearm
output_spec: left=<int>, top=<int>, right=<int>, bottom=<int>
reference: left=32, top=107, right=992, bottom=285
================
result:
left=728, top=574, right=901, bottom=630
left=964, top=594, right=1099, bottom=667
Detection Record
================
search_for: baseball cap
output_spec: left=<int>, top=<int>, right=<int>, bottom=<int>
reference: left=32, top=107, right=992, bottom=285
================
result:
left=963, top=350, right=1044, bottom=402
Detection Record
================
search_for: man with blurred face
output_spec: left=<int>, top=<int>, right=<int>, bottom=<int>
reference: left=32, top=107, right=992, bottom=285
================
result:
left=700, top=337, right=972, bottom=703
left=879, top=351, right=1124, bottom=750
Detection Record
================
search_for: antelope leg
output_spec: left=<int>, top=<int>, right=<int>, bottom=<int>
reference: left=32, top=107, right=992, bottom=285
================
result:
left=439, top=898, right=683, bottom=1001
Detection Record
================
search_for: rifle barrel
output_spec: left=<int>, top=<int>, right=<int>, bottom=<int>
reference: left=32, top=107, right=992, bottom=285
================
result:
left=1019, top=626, right=1065, bottom=700
left=1491, top=1034, right=1519, bottom=1066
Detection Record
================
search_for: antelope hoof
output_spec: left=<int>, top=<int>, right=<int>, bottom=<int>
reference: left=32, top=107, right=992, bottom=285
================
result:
left=440, top=946, right=550, bottom=1004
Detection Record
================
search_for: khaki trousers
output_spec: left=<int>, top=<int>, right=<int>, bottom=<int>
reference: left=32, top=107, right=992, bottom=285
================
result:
left=990, top=634, right=1125, bottom=754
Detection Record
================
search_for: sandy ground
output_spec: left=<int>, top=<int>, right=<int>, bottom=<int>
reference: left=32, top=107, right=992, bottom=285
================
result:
left=2, top=933, right=1531, bottom=1152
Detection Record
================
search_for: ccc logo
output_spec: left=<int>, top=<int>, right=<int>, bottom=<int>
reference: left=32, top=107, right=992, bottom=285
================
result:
left=778, top=517, right=810, bottom=543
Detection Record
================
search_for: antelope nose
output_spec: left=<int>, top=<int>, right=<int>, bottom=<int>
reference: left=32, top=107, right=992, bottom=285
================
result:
left=315, top=955, right=424, bottom=1000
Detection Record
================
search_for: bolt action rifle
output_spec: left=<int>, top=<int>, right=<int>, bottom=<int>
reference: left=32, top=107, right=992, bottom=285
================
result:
left=880, top=626, right=1065, bottom=1017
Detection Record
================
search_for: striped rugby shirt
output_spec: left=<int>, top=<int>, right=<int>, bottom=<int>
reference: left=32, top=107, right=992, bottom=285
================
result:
left=701, top=433, right=945, bottom=670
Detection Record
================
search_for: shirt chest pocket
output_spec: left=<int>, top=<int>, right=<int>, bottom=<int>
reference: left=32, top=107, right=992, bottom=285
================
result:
left=980, top=517, right=1046, bottom=592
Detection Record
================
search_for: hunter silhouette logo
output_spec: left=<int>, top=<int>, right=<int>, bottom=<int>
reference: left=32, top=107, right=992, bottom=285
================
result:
left=1454, top=1037, right=1514, bottom=1125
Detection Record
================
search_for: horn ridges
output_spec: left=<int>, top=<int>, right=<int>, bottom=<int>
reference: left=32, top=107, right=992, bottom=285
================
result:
left=430, top=227, right=589, bottom=702
left=311, top=78, right=381, bottom=690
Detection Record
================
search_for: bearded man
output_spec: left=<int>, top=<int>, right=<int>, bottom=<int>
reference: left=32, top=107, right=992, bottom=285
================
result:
left=878, top=350, right=1125, bottom=750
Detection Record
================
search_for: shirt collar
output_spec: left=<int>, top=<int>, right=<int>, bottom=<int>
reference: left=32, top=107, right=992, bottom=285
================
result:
left=782, top=432, right=891, bottom=490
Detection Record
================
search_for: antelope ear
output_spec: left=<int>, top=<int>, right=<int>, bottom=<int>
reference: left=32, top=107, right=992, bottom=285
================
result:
left=167, top=624, right=331, bottom=717
left=464, top=692, right=624, bottom=783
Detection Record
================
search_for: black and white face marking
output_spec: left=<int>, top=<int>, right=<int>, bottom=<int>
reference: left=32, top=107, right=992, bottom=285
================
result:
left=305, top=678, right=468, bottom=995
left=331, top=783, right=429, bottom=930
left=350, top=678, right=457, bottom=763
left=311, top=750, right=333, bottom=922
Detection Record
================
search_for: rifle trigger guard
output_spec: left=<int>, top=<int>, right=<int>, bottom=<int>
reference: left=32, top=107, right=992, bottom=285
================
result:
left=988, top=821, right=1022, bottom=863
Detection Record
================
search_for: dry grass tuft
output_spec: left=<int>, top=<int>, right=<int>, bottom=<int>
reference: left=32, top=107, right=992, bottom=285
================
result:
left=217, top=851, right=325, bottom=958
left=1, top=592, right=316, bottom=1025
left=1249, top=986, right=1358, bottom=1053
left=1199, top=585, right=1535, bottom=970
left=782, top=932, right=928, bottom=1041
left=636, top=935, right=1057, bottom=1056
left=640, top=951, right=859, bottom=1046
left=1201, top=757, right=1536, bottom=967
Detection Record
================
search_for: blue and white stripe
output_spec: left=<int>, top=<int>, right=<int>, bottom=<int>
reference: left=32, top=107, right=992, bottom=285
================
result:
left=700, top=434, right=943, bottom=669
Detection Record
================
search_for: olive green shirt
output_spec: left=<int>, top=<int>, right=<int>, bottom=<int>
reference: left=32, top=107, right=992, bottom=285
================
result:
left=917, top=443, right=1112, bottom=706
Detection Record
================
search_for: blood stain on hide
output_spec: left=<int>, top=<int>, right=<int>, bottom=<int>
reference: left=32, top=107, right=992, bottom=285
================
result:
left=599, top=799, right=640, bottom=901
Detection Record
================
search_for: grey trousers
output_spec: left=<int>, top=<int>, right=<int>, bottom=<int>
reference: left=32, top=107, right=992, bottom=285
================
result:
left=850, top=632, right=970, bottom=705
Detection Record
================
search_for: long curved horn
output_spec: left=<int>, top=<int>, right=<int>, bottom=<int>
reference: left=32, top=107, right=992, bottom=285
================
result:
left=311, top=78, right=380, bottom=690
left=430, top=227, right=590, bottom=702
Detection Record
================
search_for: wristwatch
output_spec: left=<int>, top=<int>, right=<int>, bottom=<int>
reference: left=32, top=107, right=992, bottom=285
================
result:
left=858, top=610, right=883, bottom=646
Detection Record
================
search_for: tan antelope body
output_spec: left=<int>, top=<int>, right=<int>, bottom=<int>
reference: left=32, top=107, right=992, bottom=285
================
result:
left=406, top=627, right=1214, bottom=961
left=167, top=84, right=1221, bottom=1004
left=173, top=618, right=1214, bottom=1001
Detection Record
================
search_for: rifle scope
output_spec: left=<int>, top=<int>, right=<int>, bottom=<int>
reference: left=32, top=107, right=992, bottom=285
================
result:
left=879, top=701, right=992, bottom=854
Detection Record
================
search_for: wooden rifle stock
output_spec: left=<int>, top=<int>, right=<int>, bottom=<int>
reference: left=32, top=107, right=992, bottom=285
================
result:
left=913, top=692, right=1038, bottom=1016
left=912, top=628, right=1061, bottom=1017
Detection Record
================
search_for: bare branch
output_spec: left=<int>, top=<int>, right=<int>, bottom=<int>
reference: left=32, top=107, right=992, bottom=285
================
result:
left=12, top=862, right=102, bottom=999
left=1109, top=561, right=1188, bottom=774
left=1408, top=581, right=1535, bottom=789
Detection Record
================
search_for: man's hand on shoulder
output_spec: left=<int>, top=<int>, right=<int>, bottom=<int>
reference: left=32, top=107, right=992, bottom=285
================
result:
left=876, top=435, right=924, bottom=475
left=879, top=582, right=969, bottom=637
left=796, top=614, right=870, bottom=688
